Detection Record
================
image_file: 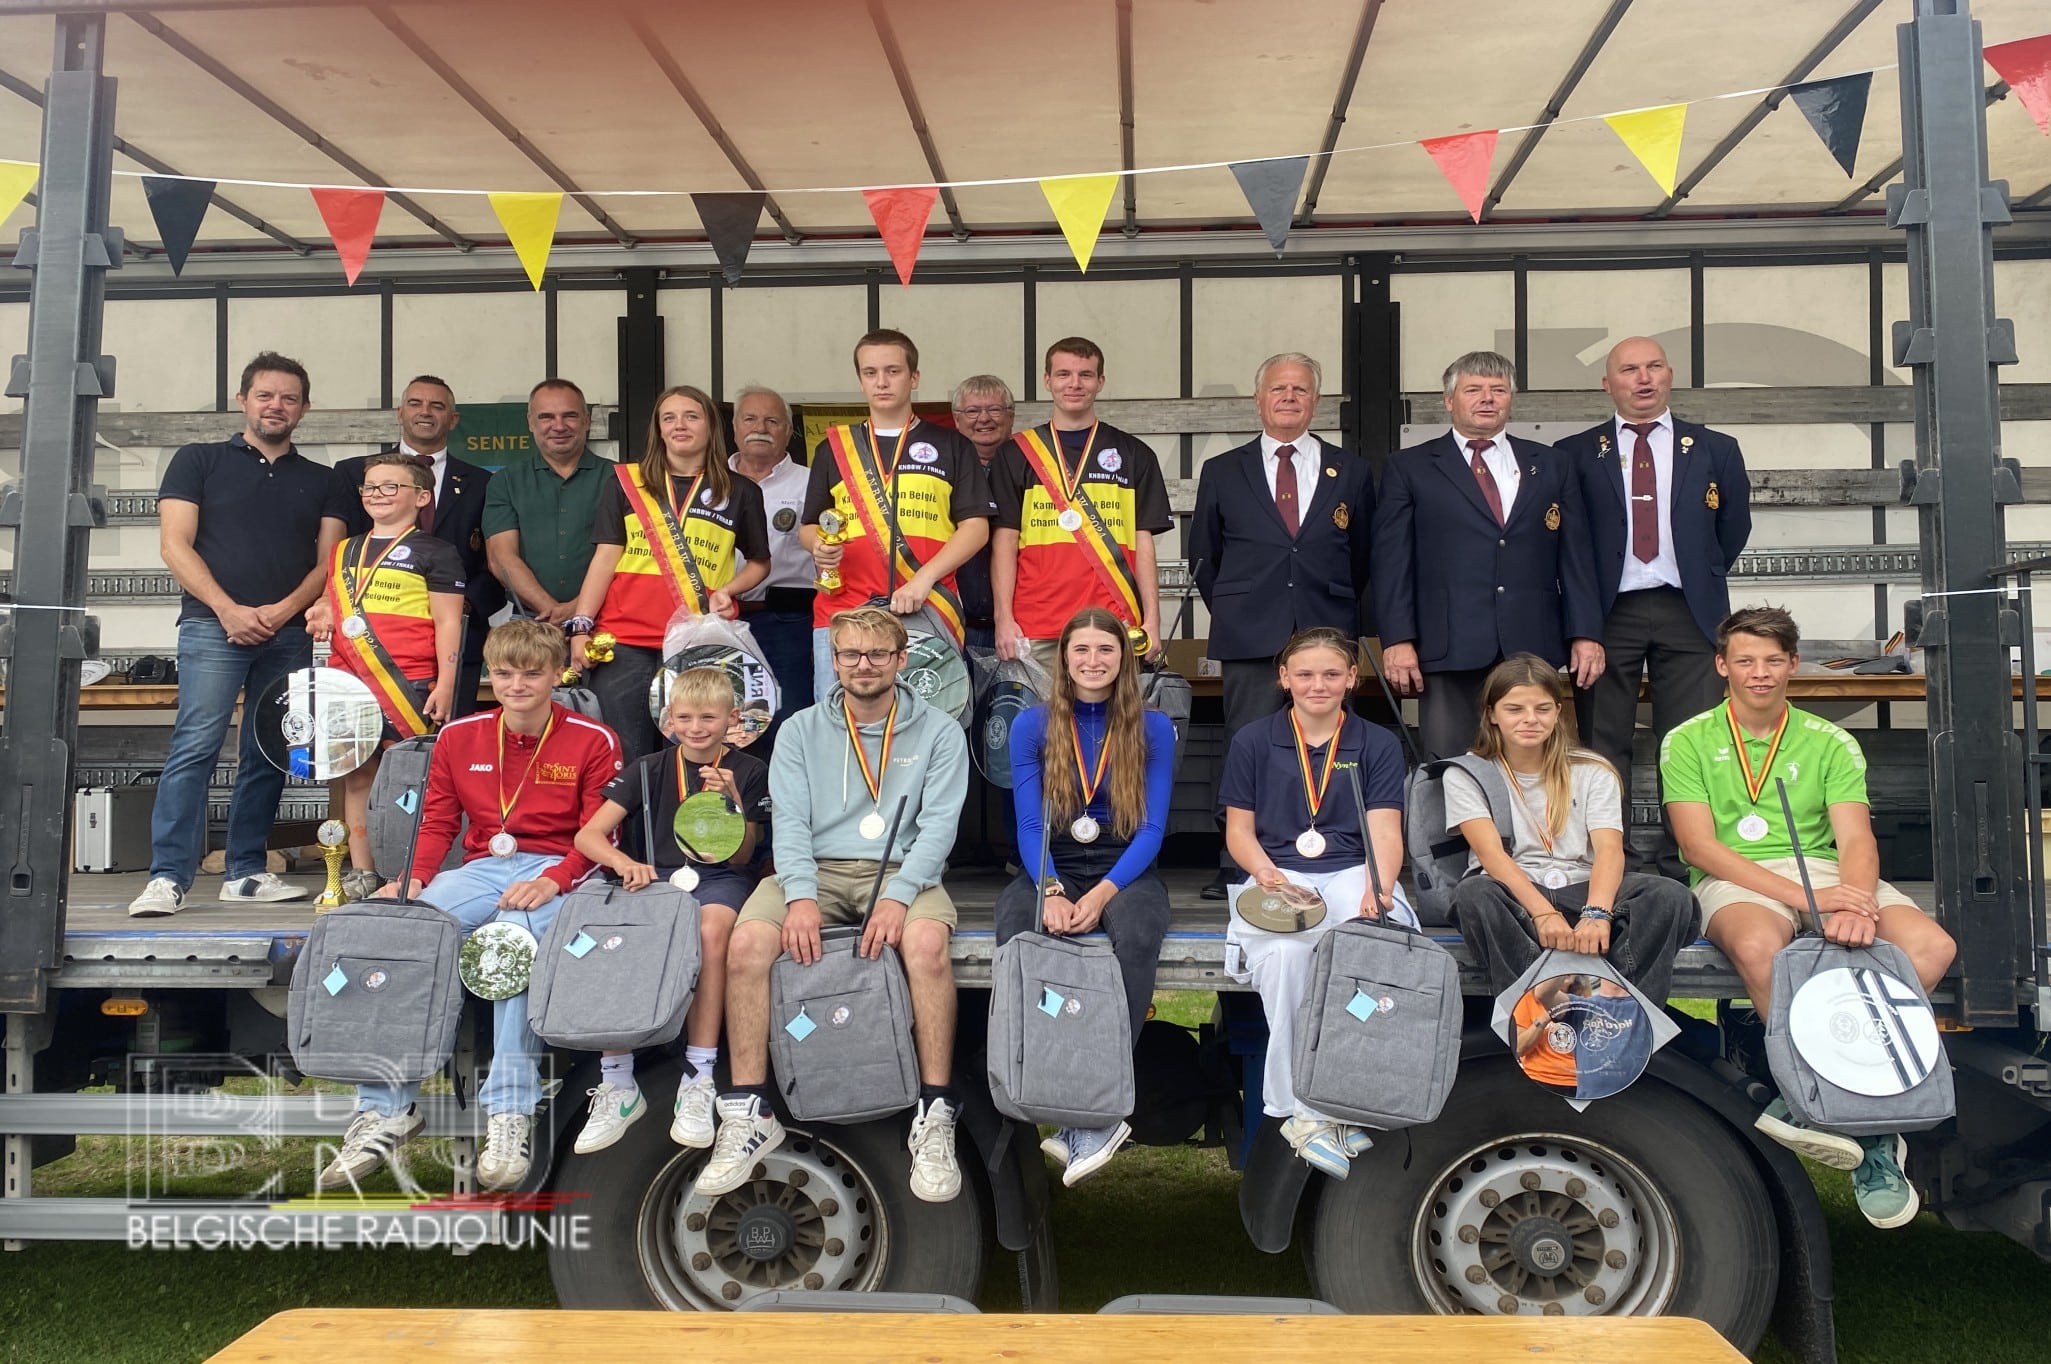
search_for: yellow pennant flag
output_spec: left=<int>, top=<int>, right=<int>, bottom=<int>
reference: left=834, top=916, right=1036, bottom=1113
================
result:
left=489, top=191, right=562, bottom=290
left=0, top=162, right=38, bottom=228
left=1039, top=174, right=1120, bottom=273
left=1604, top=104, right=1688, bottom=196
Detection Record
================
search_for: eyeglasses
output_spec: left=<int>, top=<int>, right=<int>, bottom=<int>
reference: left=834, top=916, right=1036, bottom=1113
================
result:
left=954, top=405, right=1013, bottom=419
left=359, top=482, right=424, bottom=497
left=833, top=648, right=901, bottom=667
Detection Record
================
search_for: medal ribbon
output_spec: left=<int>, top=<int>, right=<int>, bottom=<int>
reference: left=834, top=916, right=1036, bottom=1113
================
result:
left=1070, top=712, right=1112, bottom=810
left=1725, top=702, right=1790, bottom=804
left=843, top=693, right=898, bottom=813
left=1013, top=425, right=1144, bottom=630
left=344, top=526, right=415, bottom=613
left=1289, top=710, right=1344, bottom=828
left=1497, top=759, right=1556, bottom=855
left=496, top=710, right=557, bottom=837
left=325, top=532, right=431, bottom=739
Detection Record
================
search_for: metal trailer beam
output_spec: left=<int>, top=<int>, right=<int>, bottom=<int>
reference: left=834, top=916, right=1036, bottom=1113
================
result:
left=1293, top=0, right=1383, bottom=229
left=1896, top=0, right=2027, bottom=1024
left=865, top=0, right=969, bottom=241
left=615, top=266, right=662, bottom=456
left=1116, top=0, right=1138, bottom=239
left=1479, top=0, right=1634, bottom=223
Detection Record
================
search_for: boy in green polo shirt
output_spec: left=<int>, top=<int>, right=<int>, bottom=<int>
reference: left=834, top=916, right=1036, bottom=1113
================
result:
left=1661, top=605, right=1955, bottom=1229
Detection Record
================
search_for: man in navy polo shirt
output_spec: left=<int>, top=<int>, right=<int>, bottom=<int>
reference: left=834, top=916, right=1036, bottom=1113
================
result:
left=128, top=352, right=352, bottom=917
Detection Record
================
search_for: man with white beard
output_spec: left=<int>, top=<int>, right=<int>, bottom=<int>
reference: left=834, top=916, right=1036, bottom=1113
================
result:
left=731, top=386, right=816, bottom=739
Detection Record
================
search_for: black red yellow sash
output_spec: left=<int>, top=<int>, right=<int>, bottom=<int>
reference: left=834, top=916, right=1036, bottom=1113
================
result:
left=1014, top=425, right=1143, bottom=630
left=616, top=463, right=709, bottom=615
left=325, top=540, right=431, bottom=739
left=825, top=423, right=966, bottom=646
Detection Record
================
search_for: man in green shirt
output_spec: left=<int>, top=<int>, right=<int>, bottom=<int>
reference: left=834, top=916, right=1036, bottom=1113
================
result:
left=1662, top=604, right=1954, bottom=1229
left=482, top=378, right=610, bottom=626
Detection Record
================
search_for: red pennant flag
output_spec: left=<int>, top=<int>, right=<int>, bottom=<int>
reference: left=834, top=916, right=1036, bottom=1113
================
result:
left=1420, top=130, right=1499, bottom=223
left=311, top=187, right=385, bottom=285
left=862, top=186, right=938, bottom=286
left=1986, top=34, right=2051, bottom=135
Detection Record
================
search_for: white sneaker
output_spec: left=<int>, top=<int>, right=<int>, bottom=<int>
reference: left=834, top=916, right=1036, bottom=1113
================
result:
left=127, top=877, right=185, bottom=918
left=1040, top=1128, right=1072, bottom=1169
left=316, top=1105, right=424, bottom=1190
left=1280, top=1116, right=1351, bottom=1180
left=694, top=1095, right=785, bottom=1197
left=219, top=872, right=308, bottom=903
left=477, top=1112, right=533, bottom=1190
left=671, top=1073, right=717, bottom=1149
left=573, top=1083, right=645, bottom=1154
left=907, top=1097, right=962, bottom=1203
left=1061, top=1121, right=1131, bottom=1188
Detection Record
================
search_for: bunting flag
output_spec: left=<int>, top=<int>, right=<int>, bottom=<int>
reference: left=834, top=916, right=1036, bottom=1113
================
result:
left=1604, top=104, right=1688, bottom=195
left=1419, top=130, right=1499, bottom=222
left=141, top=174, right=214, bottom=275
left=1787, top=72, right=1872, bottom=177
left=1228, top=156, right=1309, bottom=254
left=862, top=186, right=938, bottom=286
left=310, top=186, right=385, bottom=285
left=0, top=161, right=35, bottom=228
left=1986, top=34, right=2051, bottom=135
left=489, top=191, right=561, bottom=290
left=1039, top=173, right=1119, bottom=272
left=692, top=191, right=765, bottom=285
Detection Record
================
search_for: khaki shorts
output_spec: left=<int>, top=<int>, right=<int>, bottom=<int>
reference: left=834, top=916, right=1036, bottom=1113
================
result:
left=737, top=858, right=957, bottom=931
left=1695, top=856, right=1921, bottom=930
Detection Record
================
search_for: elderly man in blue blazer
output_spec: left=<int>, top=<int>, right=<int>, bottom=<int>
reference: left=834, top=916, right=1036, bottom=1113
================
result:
left=1371, top=351, right=1605, bottom=763
left=1190, top=353, right=1374, bottom=896
left=1561, top=336, right=1752, bottom=875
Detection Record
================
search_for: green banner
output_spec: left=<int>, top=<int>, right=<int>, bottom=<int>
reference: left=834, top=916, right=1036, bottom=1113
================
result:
left=453, top=403, right=536, bottom=469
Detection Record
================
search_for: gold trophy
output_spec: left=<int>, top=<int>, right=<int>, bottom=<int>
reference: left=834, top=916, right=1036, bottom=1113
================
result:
left=1128, top=625, right=1155, bottom=660
left=313, top=819, right=349, bottom=912
left=814, top=510, right=848, bottom=593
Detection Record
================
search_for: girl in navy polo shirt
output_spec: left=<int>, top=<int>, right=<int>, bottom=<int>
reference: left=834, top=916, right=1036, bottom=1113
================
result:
left=1220, top=627, right=1412, bottom=1178
left=997, top=606, right=1176, bottom=1187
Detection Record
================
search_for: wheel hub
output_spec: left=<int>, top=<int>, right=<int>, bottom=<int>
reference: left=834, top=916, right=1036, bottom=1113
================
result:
left=734, top=1203, right=797, bottom=1263
left=1506, top=1214, right=1574, bottom=1276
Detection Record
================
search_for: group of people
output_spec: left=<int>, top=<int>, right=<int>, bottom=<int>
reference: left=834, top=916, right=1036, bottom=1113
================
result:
left=129, top=336, right=1953, bottom=1231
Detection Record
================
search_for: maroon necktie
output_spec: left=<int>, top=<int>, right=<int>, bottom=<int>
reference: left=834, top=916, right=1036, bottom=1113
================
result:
left=411, top=454, right=438, bottom=535
left=1274, top=444, right=1300, bottom=537
left=1626, top=422, right=1658, bottom=562
left=1466, top=439, right=1505, bottom=526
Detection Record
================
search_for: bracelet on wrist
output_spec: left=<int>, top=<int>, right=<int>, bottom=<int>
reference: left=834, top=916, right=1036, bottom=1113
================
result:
left=563, top=615, right=596, bottom=636
left=1580, top=907, right=1614, bottom=923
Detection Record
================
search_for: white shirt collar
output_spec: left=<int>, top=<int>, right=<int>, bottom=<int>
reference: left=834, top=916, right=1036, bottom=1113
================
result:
left=731, top=451, right=796, bottom=478
left=1613, top=410, right=1673, bottom=435
left=1259, top=432, right=1316, bottom=460
left=397, top=440, right=446, bottom=468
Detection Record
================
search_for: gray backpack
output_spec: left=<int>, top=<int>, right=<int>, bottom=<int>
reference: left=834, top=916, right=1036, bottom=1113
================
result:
left=1140, top=666, right=1192, bottom=776
left=767, top=799, right=920, bottom=1124
left=1765, top=936, right=1955, bottom=1136
left=288, top=787, right=464, bottom=1085
left=527, top=763, right=702, bottom=1051
left=1405, top=755, right=1515, bottom=927
left=553, top=685, right=603, bottom=720
left=987, top=931, right=1135, bottom=1129
left=368, top=735, right=436, bottom=883
left=1291, top=916, right=1462, bottom=1129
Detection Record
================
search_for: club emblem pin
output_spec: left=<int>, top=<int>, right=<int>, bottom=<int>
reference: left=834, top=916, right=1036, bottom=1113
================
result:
left=1597, top=434, right=1612, bottom=456
left=1333, top=502, right=1350, bottom=529
left=1680, top=435, right=1695, bottom=451
left=1705, top=481, right=1721, bottom=511
left=1544, top=502, right=1561, bottom=531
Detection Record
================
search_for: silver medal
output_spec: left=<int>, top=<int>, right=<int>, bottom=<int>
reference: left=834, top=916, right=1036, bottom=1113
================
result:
left=1071, top=815, right=1101, bottom=843
left=1542, top=869, right=1569, bottom=890
left=340, top=614, right=368, bottom=639
left=1295, top=828, right=1326, bottom=859
left=669, top=865, right=699, bottom=892
left=1056, top=507, right=1084, bottom=533
left=488, top=830, right=518, bottom=858
left=1737, top=813, right=1770, bottom=843
left=859, top=810, right=887, bottom=840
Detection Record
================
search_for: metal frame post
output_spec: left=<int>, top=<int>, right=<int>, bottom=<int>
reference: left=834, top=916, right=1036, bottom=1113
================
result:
left=615, top=266, right=663, bottom=447
left=0, top=14, right=117, bottom=1014
left=1895, top=0, right=2027, bottom=1023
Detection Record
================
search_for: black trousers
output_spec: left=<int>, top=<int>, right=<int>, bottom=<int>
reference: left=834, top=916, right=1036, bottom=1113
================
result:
left=591, top=641, right=664, bottom=764
left=993, top=864, right=1172, bottom=1040
left=1450, top=872, right=1700, bottom=1002
left=1419, top=665, right=1493, bottom=763
left=1573, top=587, right=1723, bottom=877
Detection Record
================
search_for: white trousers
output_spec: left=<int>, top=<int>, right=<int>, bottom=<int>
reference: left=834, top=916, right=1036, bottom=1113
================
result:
left=1224, top=865, right=1417, bottom=1121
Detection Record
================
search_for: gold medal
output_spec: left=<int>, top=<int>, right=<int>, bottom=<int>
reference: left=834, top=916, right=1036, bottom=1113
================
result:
left=1333, top=502, right=1350, bottom=529
left=1544, top=502, right=1562, bottom=531
left=1705, top=481, right=1721, bottom=510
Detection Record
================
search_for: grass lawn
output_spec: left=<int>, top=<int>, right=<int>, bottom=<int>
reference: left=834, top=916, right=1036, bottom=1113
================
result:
left=2, top=994, right=2047, bottom=1363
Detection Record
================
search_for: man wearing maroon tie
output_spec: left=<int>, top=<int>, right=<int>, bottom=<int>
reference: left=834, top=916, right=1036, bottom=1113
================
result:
left=1562, top=336, right=1752, bottom=876
left=1370, top=351, right=1605, bottom=764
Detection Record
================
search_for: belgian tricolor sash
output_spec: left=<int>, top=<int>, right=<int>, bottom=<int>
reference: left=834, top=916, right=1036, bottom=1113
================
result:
left=326, top=534, right=431, bottom=739
left=1014, top=426, right=1144, bottom=630
left=826, top=423, right=966, bottom=646
left=616, top=463, right=710, bottom=616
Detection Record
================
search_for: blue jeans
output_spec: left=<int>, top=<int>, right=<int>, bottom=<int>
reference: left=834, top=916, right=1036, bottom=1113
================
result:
left=149, top=618, right=311, bottom=888
left=358, top=852, right=567, bottom=1117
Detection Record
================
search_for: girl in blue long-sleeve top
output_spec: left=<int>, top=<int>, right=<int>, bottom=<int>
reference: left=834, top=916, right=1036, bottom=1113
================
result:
left=998, top=605, right=1177, bottom=1187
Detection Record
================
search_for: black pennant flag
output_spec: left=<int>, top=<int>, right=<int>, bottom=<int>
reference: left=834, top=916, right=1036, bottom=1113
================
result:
left=1788, top=72, right=1872, bottom=178
left=141, top=175, right=214, bottom=275
left=691, top=191, right=765, bottom=285
left=1228, top=156, right=1310, bottom=256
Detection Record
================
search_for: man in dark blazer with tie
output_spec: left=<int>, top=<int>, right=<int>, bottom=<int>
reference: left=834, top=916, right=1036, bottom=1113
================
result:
left=1562, top=336, right=1752, bottom=875
left=1371, top=350, right=1605, bottom=762
left=1190, top=352, right=1374, bottom=896
left=333, top=375, right=505, bottom=716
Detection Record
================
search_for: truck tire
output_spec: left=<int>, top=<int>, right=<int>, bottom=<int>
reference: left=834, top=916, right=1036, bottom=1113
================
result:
left=1305, top=1061, right=1778, bottom=1352
left=547, top=1069, right=985, bottom=1311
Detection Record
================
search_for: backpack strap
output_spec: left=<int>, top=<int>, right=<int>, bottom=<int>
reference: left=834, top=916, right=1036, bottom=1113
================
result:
left=1437, top=754, right=1517, bottom=846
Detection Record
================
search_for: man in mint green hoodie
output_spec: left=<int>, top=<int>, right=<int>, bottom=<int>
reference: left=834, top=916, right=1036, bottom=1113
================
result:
left=694, top=606, right=970, bottom=1204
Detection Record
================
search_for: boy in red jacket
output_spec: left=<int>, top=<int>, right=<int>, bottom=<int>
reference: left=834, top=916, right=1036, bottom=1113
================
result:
left=317, top=619, right=623, bottom=1192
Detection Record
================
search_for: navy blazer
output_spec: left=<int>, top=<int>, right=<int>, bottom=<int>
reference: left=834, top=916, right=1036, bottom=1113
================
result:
left=1369, top=432, right=1603, bottom=673
left=1558, top=417, right=1752, bottom=644
left=334, top=451, right=506, bottom=656
left=1190, top=437, right=1374, bottom=662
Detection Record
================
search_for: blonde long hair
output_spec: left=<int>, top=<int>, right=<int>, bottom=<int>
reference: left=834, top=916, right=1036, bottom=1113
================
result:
left=638, top=385, right=733, bottom=510
left=1468, top=653, right=1615, bottom=838
left=1040, top=608, right=1148, bottom=840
